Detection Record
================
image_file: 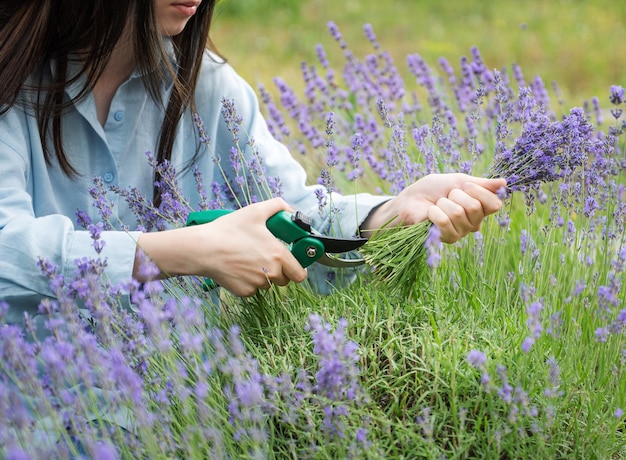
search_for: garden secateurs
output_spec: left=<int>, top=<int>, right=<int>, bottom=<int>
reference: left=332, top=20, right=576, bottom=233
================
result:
left=186, top=209, right=368, bottom=289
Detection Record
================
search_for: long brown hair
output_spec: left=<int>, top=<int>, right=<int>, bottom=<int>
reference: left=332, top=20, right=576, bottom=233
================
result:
left=0, top=0, right=220, bottom=205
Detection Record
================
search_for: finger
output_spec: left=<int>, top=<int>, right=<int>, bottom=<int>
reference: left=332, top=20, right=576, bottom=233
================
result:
left=281, top=255, right=307, bottom=284
left=435, top=195, right=477, bottom=236
left=255, top=196, right=294, bottom=218
left=447, top=188, right=485, bottom=230
left=256, top=240, right=307, bottom=287
left=461, top=182, right=504, bottom=215
left=226, top=280, right=261, bottom=298
left=427, top=204, right=461, bottom=244
left=264, top=265, right=290, bottom=287
left=464, top=176, right=507, bottom=193
left=268, top=234, right=307, bottom=282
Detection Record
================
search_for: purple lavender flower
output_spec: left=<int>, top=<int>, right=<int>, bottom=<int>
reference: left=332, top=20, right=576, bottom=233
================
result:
left=425, top=224, right=442, bottom=268
left=438, top=56, right=456, bottom=86
left=415, top=406, right=434, bottom=440
left=496, top=365, right=513, bottom=404
left=5, top=447, right=30, bottom=460
left=544, top=356, right=562, bottom=399
left=609, top=85, right=624, bottom=106
left=363, top=23, right=379, bottom=50
left=315, top=43, right=330, bottom=68
left=193, top=165, right=209, bottom=210
left=327, top=21, right=346, bottom=50
left=406, top=53, right=444, bottom=115
left=521, top=337, right=535, bottom=353
left=89, top=176, right=115, bottom=230
left=522, top=300, right=544, bottom=353
left=193, top=112, right=211, bottom=145
left=76, top=209, right=91, bottom=229
left=466, top=350, right=492, bottom=392
left=470, top=46, right=494, bottom=91
left=594, top=327, right=609, bottom=343
left=207, top=181, right=226, bottom=210
left=491, top=107, right=594, bottom=191
left=519, top=229, right=531, bottom=255
left=221, top=97, right=244, bottom=143
left=467, top=349, right=487, bottom=369
left=307, top=314, right=362, bottom=401
left=88, top=221, right=106, bottom=254
left=512, top=63, right=526, bottom=88
left=531, top=75, right=550, bottom=108
left=591, top=96, right=605, bottom=125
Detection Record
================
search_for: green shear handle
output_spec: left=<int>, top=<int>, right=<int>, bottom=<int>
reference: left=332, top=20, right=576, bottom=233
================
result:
left=186, top=209, right=326, bottom=267
left=186, top=208, right=367, bottom=290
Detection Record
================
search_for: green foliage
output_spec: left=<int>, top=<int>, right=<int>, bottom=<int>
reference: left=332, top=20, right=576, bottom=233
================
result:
left=216, top=0, right=301, bottom=19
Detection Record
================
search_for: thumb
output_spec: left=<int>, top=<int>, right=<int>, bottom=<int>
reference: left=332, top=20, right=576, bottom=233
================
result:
left=251, top=197, right=294, bottom=218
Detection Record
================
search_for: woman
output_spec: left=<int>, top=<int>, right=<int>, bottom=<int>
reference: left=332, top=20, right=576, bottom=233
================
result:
left=0, top=0, right=505, bottom=311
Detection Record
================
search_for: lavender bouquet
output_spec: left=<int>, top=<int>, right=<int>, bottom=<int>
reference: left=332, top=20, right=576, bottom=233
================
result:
left=360, top=106, right=596, bottom=297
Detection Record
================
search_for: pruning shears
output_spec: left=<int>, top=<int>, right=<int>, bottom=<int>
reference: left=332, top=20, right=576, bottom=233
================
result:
left=186, top=209, right=368, bottom=289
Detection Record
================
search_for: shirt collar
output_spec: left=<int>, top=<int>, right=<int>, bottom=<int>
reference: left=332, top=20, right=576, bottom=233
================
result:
left=49, top=37, right=178, bottom=98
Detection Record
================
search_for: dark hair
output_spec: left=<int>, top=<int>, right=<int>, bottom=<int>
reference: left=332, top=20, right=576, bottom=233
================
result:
left=0, top=0, right=220, bottom=205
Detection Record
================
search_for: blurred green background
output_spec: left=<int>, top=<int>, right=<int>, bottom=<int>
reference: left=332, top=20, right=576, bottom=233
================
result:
left=212, top=0, right=625, bottom=105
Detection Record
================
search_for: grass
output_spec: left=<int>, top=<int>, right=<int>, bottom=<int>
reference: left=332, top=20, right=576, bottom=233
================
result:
left=224, top=202, right=626, bottom=458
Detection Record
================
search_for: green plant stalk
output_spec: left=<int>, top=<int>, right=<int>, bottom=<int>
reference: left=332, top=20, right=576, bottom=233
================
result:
left=359, top=220, right=432, bottom=298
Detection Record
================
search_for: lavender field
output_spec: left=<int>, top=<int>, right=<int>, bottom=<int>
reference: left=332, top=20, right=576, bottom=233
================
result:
left=2, top=3, right=626, bottom=459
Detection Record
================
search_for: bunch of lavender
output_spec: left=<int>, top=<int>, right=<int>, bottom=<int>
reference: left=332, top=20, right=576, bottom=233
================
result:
left=489, top=106, right=593, bottom=192
left=360, top=106, right=596, bottom=298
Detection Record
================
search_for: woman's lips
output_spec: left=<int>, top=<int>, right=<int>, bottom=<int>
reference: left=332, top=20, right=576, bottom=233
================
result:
left=172, top=2, right=199, bottom=16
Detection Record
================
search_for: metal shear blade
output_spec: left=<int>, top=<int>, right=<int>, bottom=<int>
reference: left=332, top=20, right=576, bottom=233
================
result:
left=316, top=252, right=366, bottom=268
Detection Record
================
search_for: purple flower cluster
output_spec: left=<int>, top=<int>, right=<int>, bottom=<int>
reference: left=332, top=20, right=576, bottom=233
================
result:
left=215, top=99, right=285, bottom=207
left=521, top=300, right=544, bottom=353
left=593, top=246, right=626, bottom=343
left=490, top=107, right=595, bottom=192
left=257, top=21, right=609, bottom=219
left=257, top=22, right=609, bottom=298
left=0, top=271, right=151, bottom=457
left=609, top=85, right=624, bottom=121
left=424, top=224, right=442, bottom=268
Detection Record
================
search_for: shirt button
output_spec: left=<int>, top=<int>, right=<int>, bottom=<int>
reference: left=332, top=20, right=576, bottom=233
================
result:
left=113, top=111, right=124, bottom=122
left=103, top=172, right=114, bottom=183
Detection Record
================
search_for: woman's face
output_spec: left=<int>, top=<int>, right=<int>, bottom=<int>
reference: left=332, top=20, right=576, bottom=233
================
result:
left=154, top=0, right=202, bottom=36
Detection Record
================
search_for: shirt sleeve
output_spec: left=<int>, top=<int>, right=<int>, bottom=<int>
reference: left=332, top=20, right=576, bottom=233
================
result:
left=0, top=106, right=141, bottom=318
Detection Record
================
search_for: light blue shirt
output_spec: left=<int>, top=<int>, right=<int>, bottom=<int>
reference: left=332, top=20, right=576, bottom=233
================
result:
left=0, top=51, right=389, bottom=322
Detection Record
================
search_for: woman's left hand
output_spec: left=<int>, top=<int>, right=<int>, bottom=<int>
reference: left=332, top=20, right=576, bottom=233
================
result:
left=361, top=173, right=506, bottom=243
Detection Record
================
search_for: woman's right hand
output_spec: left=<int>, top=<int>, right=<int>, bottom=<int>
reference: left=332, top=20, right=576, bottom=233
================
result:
left=134, top=197, right=307, bottom=296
